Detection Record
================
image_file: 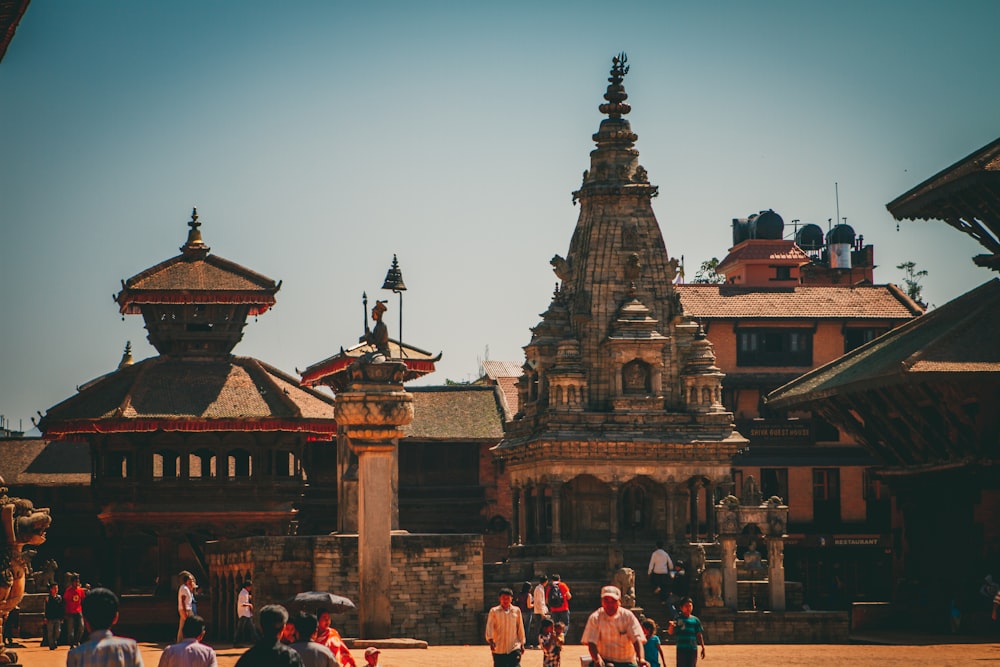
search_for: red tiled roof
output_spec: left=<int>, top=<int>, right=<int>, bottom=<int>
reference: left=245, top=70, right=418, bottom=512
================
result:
left=116, top=253, right=279, bottom=314
left=677, top=284, right=924, bottom=320
left=403, top=386, right=505, bottom=440
left=0, top=438, right=90, bottom=486
left=480, top=361, right=524, bottom=379
left=39, top=356, right=335, bottom=438
left=477, top=361, right=523, bottom=420
left=716, top=240, right=811, bottom=273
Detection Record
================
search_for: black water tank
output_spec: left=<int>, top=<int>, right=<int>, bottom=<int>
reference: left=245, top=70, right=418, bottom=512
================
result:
left=795, top=223, right=824, bottom=251
left=752, top=209, right=784, bottom=239
left=827, top=223, right=856, bottom=245
left=732, top=218, right=750, bottom=246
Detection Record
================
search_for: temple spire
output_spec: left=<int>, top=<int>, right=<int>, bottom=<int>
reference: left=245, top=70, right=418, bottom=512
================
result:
left=181, top=207, right=210, bottom=257
left=600, top=52, right=631, bottom=120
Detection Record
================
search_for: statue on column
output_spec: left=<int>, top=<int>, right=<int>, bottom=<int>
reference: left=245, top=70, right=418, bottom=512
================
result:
left=360, top=297, right=391, bottom=361
left=0, top=478, right=52, bottom=665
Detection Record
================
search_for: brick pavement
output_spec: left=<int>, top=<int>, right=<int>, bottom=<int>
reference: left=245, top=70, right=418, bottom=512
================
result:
left=6, top=638, right=998, bottom=667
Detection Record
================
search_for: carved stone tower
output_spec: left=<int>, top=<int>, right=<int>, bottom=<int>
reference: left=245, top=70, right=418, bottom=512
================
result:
left=497, top=55, right=746, bottom=553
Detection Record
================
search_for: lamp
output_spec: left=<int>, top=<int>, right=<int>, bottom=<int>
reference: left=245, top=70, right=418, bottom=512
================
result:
left=381, top=254, right=406, bottom=356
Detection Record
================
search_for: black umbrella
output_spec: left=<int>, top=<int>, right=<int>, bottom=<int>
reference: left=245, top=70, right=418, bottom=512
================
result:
left=283, top=591, right=356, bottom=614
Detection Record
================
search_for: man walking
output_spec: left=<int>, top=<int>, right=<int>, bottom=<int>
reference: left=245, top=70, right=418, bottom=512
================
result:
left=528, top=575, right=549, bottom=647
left=177, top=571, right=196, bottom=643
left=581, top=585, right=647, bottom=667
left=44, top=582, right=63, bottom=650
left=233, top=579, right=256, bottom=646
left=67, top=587, right=144, bottom=667
left=647, top=541, right=674, bottom=605
left=485, top=587, right=525, bottom=667
left=158, top=615, right=217, bottom=667
left=64, top=573, right=86, bottom=648
left=546, top=574, right=571, bottom=640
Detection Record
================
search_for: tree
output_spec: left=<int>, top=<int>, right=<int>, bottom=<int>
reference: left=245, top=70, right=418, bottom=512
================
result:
left=896, top=261, right=928, bottom=307
left=692, top=257, right=725, bottom=284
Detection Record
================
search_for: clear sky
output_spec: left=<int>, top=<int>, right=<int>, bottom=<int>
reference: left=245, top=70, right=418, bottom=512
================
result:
left=2, top=1, right=998, bottom=433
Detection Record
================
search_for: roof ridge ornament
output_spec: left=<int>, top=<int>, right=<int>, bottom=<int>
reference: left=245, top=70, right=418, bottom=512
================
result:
left=181, top=207, right=210, bottom=257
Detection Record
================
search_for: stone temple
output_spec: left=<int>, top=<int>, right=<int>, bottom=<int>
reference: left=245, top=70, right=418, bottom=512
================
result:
left=494, top=55, right=748, bottom=614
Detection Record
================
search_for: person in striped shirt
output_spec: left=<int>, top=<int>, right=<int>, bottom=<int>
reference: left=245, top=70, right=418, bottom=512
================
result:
left=486, top=587, right=525, bottom=667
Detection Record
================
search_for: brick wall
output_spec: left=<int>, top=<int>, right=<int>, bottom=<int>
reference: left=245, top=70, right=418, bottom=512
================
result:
left=206, top=533, right=483, bottom=645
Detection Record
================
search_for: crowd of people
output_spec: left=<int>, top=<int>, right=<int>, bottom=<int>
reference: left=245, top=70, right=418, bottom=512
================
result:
left=487, top=550, right=705, bottom=667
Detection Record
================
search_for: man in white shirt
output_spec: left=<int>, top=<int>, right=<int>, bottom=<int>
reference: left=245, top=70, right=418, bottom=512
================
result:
left=528, top=575, right=549, bottom=648
left=177, top=571, right=196, bottom=643
left=159, top=615, right=217, bottom=667
left=582, top=585, right=647, bottom=667
left=647, top=541, right=674, bottom=605
left=234, top=579, right=257, bottom=646
left=485, top=587, right=524, bottom=667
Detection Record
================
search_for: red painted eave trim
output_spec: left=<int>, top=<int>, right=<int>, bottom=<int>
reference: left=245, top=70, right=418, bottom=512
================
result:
left=301, top=358, right=437, bottom=386
left=42, top=418, right=337, bottom=439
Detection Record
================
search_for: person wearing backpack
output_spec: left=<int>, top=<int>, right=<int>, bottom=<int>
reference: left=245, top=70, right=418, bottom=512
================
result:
left=546, top=574, right=572, bottom=640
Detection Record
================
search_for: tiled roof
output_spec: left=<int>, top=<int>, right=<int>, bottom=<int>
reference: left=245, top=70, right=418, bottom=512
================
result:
left=767, top=278, right=1000, bottom=408
left=480, top=361, right=524, bottom=379
left=0, top=438, right=90, bottom=486
left=403, top=386, right=505, bottom=440
left=39, top=356, right=335, bottom=435
left=716, top=240, right=811, bottom=273
left=677, top=284, right=924, bottom=320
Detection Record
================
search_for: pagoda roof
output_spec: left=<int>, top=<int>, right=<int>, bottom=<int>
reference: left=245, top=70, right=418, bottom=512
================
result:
left=0, top=437, right=90, bottom=486
left=716, top=239, right=811, bottom=274
left=0, top=0, right=29, bottom=63
left=115, top=209, right=280, bottom=315
left=766, top=278, right=1000, bottom=409
left=887, top=135, right=1000, bottom=270
left=299, top=339, right=441, bottom=387
left=39, top=356, right=335, bottom=438
left=403, top=386, right=506, bottom=440
left=677, top=283, right=924, bottom=320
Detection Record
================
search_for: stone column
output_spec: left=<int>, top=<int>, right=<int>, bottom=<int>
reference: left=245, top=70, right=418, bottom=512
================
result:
left=705, top=482, right=716, bottom=539
left=689, top=481, right=702, bottom=542
left=608, top=482, right=619, bottom=543
left=664, top=484, right=675, bottom=542
left=512, top=486, right=523, bottom=545
left=767, top=537, right=786, bottom=611
left=550, top=481, right=562, bottom=544
left=720, top=535, right=738, bottom=610
left=333, top=360, right=413, bottom=640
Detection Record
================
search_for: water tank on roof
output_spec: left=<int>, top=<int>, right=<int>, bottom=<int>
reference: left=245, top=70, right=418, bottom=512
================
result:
left=752, top=209, right=784, bottom=239
left=827, top=223, right=855, bottom=269
left=732, top=218, right=750, bottom=246
left=795, top=223, right=824, bottom=251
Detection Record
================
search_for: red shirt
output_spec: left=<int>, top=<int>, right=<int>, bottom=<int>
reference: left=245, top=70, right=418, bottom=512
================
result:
left=546, top=581, right=571, bottom=613
left=64, top=585, right=86, bottom=615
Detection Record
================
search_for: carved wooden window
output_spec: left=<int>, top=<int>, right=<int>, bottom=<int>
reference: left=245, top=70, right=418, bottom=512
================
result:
left=153, top=450, right=180, bottom=479
left=189, top=449, right=217, bottom=479
left=227, top=449, right=253, bottom=478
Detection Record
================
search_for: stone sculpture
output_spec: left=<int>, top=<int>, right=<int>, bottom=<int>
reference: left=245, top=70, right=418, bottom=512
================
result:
left=0, top=478, right=52, bottom=665
left=612, top=567, right=636, bottom=609
left=701, top=567, right=724, bottom=607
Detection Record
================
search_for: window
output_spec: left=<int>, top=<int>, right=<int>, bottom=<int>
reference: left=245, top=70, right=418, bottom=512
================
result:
left=105, top=452, right=131, bottom=479
left=774, top=266, right=792, bottom=280
left=813, top=468, right=841, bottom=526
left=863, top=469, right=890, bottom=527
left=153, top=451, right=180, bottom=479
left=227, top=449, right=253, bottom=478
left=844, top=328, right=885, bottom=353
left=760, top=468, right=788, bottom=503
left=737, top=329, right=812, bottom=366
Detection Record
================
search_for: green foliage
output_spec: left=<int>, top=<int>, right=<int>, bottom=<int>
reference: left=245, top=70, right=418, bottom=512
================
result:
left=896, top=261, right=928, bottom=306
left=692, top=257, right=725, bottom=284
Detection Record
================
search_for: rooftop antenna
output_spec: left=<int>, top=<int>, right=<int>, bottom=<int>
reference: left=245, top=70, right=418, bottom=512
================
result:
left=835, top=182, right=841, bottom=230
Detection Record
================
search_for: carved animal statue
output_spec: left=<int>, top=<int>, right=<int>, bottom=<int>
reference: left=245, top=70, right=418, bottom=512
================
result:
left=0, top=485, right=52, bottom=665
left=34, top=558, right=59, bottom=594
left=612, top=567, right=636, bottom=609
left=701, top=567, right=724, bottom=607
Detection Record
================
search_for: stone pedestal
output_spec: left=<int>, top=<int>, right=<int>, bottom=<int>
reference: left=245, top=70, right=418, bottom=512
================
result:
left=333, top=360, right=413, bottom=640
left=720, top=535, right=738, bottom=610
left=767, top=536, right=786, bottom=612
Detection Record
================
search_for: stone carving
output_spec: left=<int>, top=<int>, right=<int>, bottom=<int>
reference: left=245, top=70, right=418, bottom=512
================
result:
left=633, top=165, right=648, bottom=184
left=622, top=360, right=649, bottom=395
left=624, top=253, right=641, bottom=282
left=741, top=475, right=762, bottom=506
left=744, top=541, right=764, bottom=572
left=612, top=567, right=636, bottom=608
left=665, top=257, right=680, bottom=283
left=0, top=480, right=52, bottom=665
left=551, top=255, right=571, bottom=281
left=701, top=567, right=724, bottom=607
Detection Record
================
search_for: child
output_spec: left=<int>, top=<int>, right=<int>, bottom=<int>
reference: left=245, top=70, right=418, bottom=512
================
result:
left=363, top=646, right=382, bottom=666
left=641, top=618, right=666, bottom=667
left=666, top=597, right=705, bottom=667
left=539, top=618, right=564, bottom=667
left=44, top=583, right=64, bottom=650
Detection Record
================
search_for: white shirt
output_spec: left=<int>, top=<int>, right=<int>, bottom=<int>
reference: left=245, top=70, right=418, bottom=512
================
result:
left=237, top=588, right=252, bottom=618
left=648, top=548, right=673, bottom=575
left=485, top=604, right=524, bottom=654
left=178, top=585, right=193, bottom=615
left=533, top=584, right=548, bottom=614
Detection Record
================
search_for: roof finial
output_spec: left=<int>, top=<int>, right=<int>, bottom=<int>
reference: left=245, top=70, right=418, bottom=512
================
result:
left=181, top=207, right=210, bottom=256
left=118, top=341, right=134, bottom=369
left=600, top=52, right=631, bottom=119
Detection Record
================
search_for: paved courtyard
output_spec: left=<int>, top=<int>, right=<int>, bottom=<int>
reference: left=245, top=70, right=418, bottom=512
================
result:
left=8, top=638, right=998, bottom=667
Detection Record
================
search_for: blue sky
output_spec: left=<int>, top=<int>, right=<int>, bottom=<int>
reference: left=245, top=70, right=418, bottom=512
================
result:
left=2, top=1, right=998, bottom=432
